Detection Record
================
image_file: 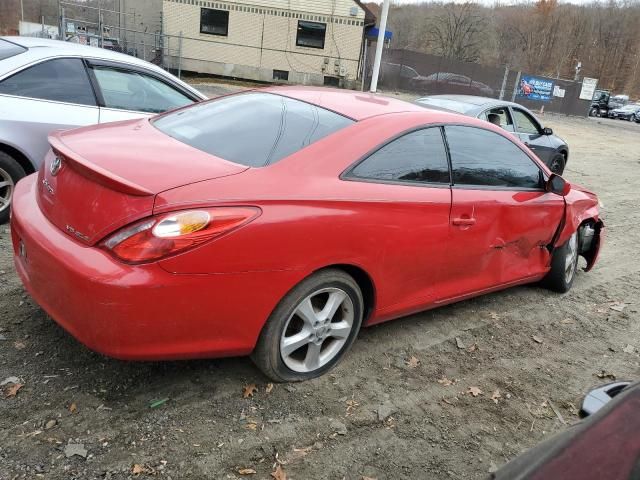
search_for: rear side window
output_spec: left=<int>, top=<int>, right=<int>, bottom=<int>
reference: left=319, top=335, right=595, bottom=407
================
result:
left=153, top=92, right=354, bottom=167
left=0, top=58, right=96, bottom=106
left=91, top=67, right=194, bottom=113
left=349, top=128, right=450, bottom=184
left=0, top=39, right=27, bottom=60
left=445, top=126, right=541, bottom=189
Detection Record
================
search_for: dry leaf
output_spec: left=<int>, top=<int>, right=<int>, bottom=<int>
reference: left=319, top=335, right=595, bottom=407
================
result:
left=561, top=318, right=574, bottom=324
left=466, top=343, right=478, bottom=353
left=243, top=384, right=258, bottom=398
left=14, top=341, right=26, bottom=350
left=69, top=402, right=78, bottom=414
left=131, top=464, right=154, bottom=475
left=532, top=335, right=543, bottom=344
left=489, top=312, right=500, bottom=320
left=596, top=370, right=616, bottom=380
left=610, top=303, right=626, bottom=312
left=467, top=386, right=483, bottom=397
left=362, top=477, right=378, bottom=480
left=491, top=390, right=501, bottom=404
left=405, top=356, right=420, bottom=368
left=437, top=377, right=454, bottom=386
left=271, top=464, right=287, bottom=480
left=4, top=383, right=23, bottom=398
left=265, top=383, right=274, bottom=394
left=245, top=421, right=258, bottom=431
left=238, top=468, right=257, bottom=475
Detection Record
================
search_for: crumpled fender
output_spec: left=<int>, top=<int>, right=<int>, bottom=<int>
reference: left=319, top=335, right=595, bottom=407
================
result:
left=553, top=184, right=603, bottom=272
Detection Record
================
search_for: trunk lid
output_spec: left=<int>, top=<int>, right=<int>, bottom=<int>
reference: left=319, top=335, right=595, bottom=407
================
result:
left=38, top=118, right=248, bottom=246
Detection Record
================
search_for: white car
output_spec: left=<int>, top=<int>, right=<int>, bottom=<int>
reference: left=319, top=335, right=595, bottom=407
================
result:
left=0, top=36, right=206, bottom=223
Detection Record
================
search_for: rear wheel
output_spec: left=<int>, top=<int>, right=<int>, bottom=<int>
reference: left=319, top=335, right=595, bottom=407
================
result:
left=542, top=231, right=579, bottom=293
left=631, top=114, right=637, bottom=123
left=549, top=153, right=566, bottom=175
left=0, top=152, right=26, bottom=224
left=252, top=269, right=364, bottom=382
left=589, top=107, right=599, bottom=117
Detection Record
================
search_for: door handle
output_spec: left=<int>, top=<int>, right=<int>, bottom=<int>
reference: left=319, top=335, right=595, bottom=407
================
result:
left=452, top=217, right=476, bottom=226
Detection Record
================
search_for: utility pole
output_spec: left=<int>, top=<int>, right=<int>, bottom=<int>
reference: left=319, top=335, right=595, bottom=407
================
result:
left=369, top=0, right=390, bottom=93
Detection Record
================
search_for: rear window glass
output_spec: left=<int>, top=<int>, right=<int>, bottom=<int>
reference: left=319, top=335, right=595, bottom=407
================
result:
left=153, top=92, right=354, bottom=167
left=0, top=39, right=27, bottom=61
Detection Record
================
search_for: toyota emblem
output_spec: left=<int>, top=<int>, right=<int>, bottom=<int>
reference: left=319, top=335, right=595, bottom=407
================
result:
left=50, top=155, right=62, bottom=176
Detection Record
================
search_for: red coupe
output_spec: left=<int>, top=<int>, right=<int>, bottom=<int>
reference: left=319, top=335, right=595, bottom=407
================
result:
left=10, top=87, right=603, bottom=381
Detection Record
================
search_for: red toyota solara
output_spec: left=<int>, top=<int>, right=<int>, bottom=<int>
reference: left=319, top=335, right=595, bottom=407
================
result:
left=11, top=87, right=603, bottom=381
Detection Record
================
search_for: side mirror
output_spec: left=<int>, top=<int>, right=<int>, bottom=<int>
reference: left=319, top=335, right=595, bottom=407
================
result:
left=546, top=173, right=571, bottom=196
left=542, top=127, right=553, bottom=135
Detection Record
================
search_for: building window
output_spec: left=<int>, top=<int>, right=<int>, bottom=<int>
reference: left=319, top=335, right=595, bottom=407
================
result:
left=296, top=20, right=326, bottom=49
left=200, top=8, right=229, bottom=36
left=273, top=70, right=289, bottom=81
left=324, top=76, right=340, bottom=87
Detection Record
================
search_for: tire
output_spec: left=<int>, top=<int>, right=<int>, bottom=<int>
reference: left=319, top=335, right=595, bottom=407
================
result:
left=549, top=153, right=566, bottom=175
left=542, top=231, right=579, bottom=293
left=251, top=269, right=364, bottom=382
left=0, top=151, right=26, bottom=224
left=631, top=114, right=637, bottom=123
left=589, top=107, right=599, bottom=117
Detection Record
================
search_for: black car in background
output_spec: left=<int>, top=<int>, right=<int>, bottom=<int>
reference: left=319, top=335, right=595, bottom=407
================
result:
left=416, top=95, right=569, bottom=174
left=589, top=90, right=629, bottom=117
left=608, top=103, right=640, bottom=122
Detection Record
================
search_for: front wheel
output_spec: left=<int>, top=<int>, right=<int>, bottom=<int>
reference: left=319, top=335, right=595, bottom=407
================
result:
left=0, top=151, right=26, bottom=224
left=251, top=269, right=364, bottom=382
left=549, top=153, right=566, bottom=175
left=631, top=114, right=637, bottom=123
left=542, top=232, right=579, bottom=293
left=589, top=107, right=599, bottom=117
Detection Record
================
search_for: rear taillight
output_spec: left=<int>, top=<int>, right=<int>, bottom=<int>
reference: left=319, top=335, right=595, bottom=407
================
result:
left=102, top=207, right=260, bottom=263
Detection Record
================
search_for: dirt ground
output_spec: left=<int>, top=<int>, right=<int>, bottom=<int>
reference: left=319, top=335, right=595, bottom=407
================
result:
left=1, top=93, right=639, bottom=480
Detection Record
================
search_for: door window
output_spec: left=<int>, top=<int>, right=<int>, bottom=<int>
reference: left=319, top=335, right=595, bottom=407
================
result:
left=349, top=128, right=450, bottom=184
left=92, top=67, right=194, bottom=113
left=484, top=107, right=514, bottom=131
left=513, top=108, right=541, bottom=135
left=445, top=126, right=541, bottom=189
left=0, top=58, right=96, bottom=106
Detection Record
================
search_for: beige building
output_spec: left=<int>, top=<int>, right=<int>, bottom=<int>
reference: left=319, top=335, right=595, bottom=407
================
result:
left=162, top=0, right=375, bottom=87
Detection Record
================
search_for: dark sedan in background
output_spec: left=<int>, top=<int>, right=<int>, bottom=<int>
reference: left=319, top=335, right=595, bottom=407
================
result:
left=416, top=95, right=569, bottom=174
left=608, top=103, right=640, bottom=122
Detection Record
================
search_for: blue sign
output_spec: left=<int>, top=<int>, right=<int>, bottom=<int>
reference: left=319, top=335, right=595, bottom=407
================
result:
left=365, top=27, right=393, bottom=40
left=517, top=75, right=554, bottom=102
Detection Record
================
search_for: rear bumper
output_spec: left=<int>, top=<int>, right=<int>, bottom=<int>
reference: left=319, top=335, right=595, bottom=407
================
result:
left=10, top=175, right=301, bottom=360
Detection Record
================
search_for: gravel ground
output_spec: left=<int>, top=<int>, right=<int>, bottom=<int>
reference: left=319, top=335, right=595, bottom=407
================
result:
left=1, top=96, right=639, bottom=480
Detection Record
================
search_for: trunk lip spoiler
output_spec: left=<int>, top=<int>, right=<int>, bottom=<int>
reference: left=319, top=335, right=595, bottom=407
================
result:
left=48, top=131, right=154, bottom=197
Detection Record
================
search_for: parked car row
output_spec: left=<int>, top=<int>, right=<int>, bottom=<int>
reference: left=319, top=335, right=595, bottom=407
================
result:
left=607, top=103, right=640, bottom=122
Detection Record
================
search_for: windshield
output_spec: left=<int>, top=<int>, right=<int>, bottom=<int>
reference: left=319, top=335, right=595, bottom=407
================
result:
left=0, top=39, right=27, bottom=61
left=416, top=97, right=475, bottom=114
left=153, top=92, right=354, bottom=167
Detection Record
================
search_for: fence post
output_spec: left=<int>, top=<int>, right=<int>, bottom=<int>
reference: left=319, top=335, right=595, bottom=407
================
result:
left=511, top=71, right=521, bottom=102
left=499, top=65, right=509, bottom=100
left=178, top=32, right=183, bottom=79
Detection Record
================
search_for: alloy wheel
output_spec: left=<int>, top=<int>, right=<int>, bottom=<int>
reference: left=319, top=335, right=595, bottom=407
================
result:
left=0, top=167, right=14, bottom=215
left=280, top=287, right=354, bottom=373
left=564, top=232, right=579, bottom=284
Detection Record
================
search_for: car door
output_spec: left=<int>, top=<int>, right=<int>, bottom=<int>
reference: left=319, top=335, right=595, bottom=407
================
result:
left=345, top=127, right=453, bottom=313
left=0, top=57, right=99, bottom=168
left=441, top=125, right=564, bottom=299
left=85, top=60, right=197, bottom=123
left=511, top=107, right=554, bottom=163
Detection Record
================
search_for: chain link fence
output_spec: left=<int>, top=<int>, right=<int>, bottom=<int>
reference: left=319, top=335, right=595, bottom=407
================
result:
left=364, top=47, right=593, bottom=116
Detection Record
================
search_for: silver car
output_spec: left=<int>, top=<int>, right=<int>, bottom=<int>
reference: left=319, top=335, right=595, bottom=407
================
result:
left=0, top=37, right=206, bottom=223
